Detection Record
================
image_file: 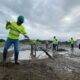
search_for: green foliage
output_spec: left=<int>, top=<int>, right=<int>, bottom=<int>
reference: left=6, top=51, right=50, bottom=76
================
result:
left=0, top=39, right=5, bottom=42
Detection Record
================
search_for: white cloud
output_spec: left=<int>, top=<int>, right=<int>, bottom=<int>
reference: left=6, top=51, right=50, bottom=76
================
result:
left=0, top=0, right=80, bottom=41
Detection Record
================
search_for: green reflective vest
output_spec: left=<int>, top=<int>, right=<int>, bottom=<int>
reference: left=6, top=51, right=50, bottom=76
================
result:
left=69, top=40, right=75, bottom=44
left=31, top=40, right=37, bottom=45
left=52, top=39, right=57, bottom=44
left=6, top=22, right=27, bottom=39
left=31, top=40, right=41, bottom=45
left=56, top=40, right=59, bottom=44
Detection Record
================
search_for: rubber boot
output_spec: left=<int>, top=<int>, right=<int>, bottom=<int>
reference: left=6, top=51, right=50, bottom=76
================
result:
left=15, top=52, right=19, bottom=64
left=3, top=52, right=7, bottom=63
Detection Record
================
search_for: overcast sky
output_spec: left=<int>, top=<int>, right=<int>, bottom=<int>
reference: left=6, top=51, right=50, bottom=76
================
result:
left=0, top=0, right=80, bottom=41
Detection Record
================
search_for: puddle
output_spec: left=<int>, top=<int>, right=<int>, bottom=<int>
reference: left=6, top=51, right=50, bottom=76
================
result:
left=0, top=47, right=13, bottom=53
left=1, top=47, right=80, bottom=61
left=10, top=50, right=48, bottom=60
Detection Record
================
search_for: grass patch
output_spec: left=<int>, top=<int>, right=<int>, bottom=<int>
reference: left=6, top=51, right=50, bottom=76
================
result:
left=0, top=42, right=5, bottom=47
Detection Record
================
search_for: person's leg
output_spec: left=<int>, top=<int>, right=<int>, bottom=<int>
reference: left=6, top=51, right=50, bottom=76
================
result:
left=53, top=44, right=54, bottom=51
left=34, top=44, right=37, bottom=57
left=53, top=44, right=55, bottom=51
left=46, top=44, right=48, bottom=50
left=57, top=44, right=58, bottom=50
left=54, top=44, right=56, bottom=50
left=72, top=44, right=74, bottom=50
left=13, top=40, right=19, bottom=64
left=71, top=44, right=73, bottom=50
left=31, top=44, right=33, bottom=56
left=52, top=44, right=56, bottom=52
left=79, top=44, right=80, bottom=49
left=71, top=44, right=74, bottom=54
left=32, top=45, right=35, bottom=57
left=55, top=44, right=56, bottom=50
left=3, top=38, right=12, bottom=62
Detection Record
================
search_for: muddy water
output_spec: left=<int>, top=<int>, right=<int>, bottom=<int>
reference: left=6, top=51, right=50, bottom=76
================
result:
left=10, top=48, right=80, bottom=60
left=58, top=48, right=80, bottom=63
left=0, top=46, right=49, bottom=60
left=0, top=47, right=13, bottom=53
left=1, top=46, right=80, bottom=62
left=10, top=50, right=48, bottom=60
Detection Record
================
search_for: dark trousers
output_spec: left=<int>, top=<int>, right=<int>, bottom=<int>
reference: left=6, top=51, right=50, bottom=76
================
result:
left=56, top=44, right=58, bottom=50
left=71, top=44, right=74, bottom=50
left=79, top=44, right=80, bottom=49
left=3, top=38, right=19, bottom=63
left=46, top=44, right=48, bottom=50
left=53, top=44, right=56, bottom=50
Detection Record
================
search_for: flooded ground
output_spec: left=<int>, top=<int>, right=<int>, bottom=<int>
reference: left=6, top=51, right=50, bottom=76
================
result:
left=11, top=50, right=48, bottom=60
left=0, top=46, right=80, bottom=80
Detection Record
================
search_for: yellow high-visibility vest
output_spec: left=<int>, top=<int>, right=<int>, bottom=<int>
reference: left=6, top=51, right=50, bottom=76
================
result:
left=69, top=40, right=75, bottom=44
left=52, top=39, right=57, bottom=44
left=56, top=40, right=59, bottom=44
left=31, top=40, right=37, bottom=45
left=6, top=22, right=27, bottom=39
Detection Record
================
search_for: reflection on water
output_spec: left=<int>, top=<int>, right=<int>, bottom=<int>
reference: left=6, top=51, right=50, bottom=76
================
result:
left=0, top=47, right=13, bottom=53
left=11, top=50, right=48, bottom=60
left=1, top=47, right=80, bottom=61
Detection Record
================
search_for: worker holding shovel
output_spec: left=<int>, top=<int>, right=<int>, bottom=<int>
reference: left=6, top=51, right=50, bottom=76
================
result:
left=3, top=16, right=30, bottom=64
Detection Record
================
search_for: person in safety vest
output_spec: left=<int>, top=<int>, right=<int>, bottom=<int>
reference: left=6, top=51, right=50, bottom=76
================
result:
left=55, top=39, right=59, bottom=50
left=3, top=16, right=30, bottom=64
left=30, top=40, right=37, bottom=58
left=69, top=37, right=75, bottom=50
left=30, top=39, right=41, bottom=59
left=52, top=36, right=57, bottom=50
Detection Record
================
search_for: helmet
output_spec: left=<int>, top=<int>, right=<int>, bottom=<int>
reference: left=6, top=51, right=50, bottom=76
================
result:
left=18, top=16, right=24, bottom=22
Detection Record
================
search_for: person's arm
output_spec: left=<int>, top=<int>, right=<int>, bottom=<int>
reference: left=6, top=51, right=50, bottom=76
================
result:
left=6, top=21, right=11, bottom=29
left=21, top=26, right=29, bottom=39
left=73, top=40, right=75, bottom=44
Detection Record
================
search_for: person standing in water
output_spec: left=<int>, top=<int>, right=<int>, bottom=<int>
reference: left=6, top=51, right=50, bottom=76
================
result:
left=3, top=16, right=30, bottom=64
left=69, top=37, right=75, bottom=51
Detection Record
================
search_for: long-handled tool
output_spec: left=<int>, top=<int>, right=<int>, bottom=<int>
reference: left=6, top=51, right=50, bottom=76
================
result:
left=39, top=47, right=54, bottom=60
left=30, top=40, right=54, bottom=60
left=6, top=20, right=54, bottom=60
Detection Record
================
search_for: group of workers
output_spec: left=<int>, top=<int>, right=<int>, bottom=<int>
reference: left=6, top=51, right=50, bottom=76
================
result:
left=2, top=15, right=76, bottom=64
left=52, top=37, right=75, bottom=51
left=45, top=36, right=75, bottom=51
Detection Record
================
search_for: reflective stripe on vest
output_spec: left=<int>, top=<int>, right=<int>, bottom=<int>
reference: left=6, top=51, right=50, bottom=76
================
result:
left=70, top=40, right=74, bottom=44
left=10, top=24, right=21, bottom=33
left=56, top=40, right=59, bottom=44
left=8, top=22, right=26, bottom=39
left=52, top=39, right=57, bottom=44
left=9, top=32, right=19, bottom=37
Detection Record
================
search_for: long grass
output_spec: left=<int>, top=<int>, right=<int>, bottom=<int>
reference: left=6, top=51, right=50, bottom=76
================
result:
left=0, top=42, right=5, bottom=47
